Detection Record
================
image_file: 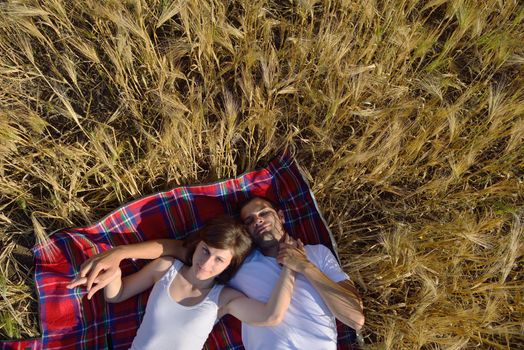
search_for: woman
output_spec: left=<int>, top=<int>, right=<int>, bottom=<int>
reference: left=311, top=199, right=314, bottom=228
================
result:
left=70, top=216, right=295, bottom=350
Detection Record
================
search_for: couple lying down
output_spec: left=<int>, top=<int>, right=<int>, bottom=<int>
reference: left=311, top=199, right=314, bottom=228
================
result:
left=68, top=197, right=365, bottom=350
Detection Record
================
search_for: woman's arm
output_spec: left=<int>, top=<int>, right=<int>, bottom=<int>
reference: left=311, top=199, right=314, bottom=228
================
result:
left=67, top=239, right=187, bottom=299
left=70, top=256, right=174, bottom=301
left=103, top=268, right=124, bottom=302
left=104, top=257, right=174, bottom=303
left=219, top=267, right=295, bottom=326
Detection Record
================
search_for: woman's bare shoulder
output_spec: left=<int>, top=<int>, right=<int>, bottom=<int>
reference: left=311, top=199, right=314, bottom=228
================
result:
left=218, top=287, right=246, bottom=306
left=150, top=256, right=176, bottom=282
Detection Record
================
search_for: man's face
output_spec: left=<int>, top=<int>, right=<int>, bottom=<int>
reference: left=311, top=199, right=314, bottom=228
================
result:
left=240, top=198, right=285, bottom=249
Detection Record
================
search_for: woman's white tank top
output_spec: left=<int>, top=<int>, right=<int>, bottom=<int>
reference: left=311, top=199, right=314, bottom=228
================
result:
left=130, top=259, right=224, bottom=350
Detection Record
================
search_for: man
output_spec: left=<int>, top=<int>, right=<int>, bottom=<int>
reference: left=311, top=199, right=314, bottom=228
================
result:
left=68, top=197, right=364, bottom=349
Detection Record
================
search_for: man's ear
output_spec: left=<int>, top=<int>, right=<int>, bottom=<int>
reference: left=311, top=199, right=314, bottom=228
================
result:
left=277, top=209, right=285, bottom=224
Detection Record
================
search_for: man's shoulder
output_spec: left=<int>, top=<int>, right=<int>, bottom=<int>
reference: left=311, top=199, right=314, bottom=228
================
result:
left=234, top=250, right=264, bottom=271
left=304, top=244, right=333, bottom=261
left=228, top=250, right=270, bottom=289
left=244, top=249, right=263, bottom=262
left=304, top=243, right=329, bottom=251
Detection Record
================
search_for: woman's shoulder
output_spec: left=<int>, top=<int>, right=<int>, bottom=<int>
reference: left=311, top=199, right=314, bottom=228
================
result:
left=218, top=287, right=245, bottom=306
left=150, top=256, right=178, bottom=282
left=154, top=256, right=177, bottom=268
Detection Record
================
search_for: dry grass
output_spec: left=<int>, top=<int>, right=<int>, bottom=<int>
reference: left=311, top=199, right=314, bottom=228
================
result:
left=1, top=0, right=523, bottom=348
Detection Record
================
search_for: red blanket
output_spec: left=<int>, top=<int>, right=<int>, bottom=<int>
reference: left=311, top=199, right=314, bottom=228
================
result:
left=2, top=150, right=357, bottom=349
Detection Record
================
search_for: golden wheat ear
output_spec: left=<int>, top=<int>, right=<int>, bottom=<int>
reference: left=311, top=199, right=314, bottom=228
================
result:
left=0, top=0, right=523, bottom=346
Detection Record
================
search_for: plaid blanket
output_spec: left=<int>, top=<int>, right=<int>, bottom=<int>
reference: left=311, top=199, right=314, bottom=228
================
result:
left=2, top=149, right=357, bottom=349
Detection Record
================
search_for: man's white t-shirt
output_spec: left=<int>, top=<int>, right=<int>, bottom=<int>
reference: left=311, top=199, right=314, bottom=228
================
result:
left=228, top=245, right=349, bottom=350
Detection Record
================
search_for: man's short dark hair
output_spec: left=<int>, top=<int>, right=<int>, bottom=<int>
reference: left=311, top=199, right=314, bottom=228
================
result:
left=237, top=196, right=280, bottom=212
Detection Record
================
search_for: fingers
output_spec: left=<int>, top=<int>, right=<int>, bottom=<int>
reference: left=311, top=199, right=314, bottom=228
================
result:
left=67, top=276, right=100, bottom=289
left=277, top=244, right=295, bottom=265
left=278, top=242, right=294, bottom=254
left=277, top=236, right=306, bottom=269
left=277, top=251, right=288, bottom=265
left=79, top=258, right=95, bottom=278
left=86, top=268, right=119, bottom=299
left=87, top=283, right=104, bottom=300
left=280, top=231, right=289, bottom=244
left=68, top=272, right=110, bottom=301
left=280, top=232, right=299, bottom=248
left=86, top=264, right=104, bottom=291
left=67, top=277, right=87, bottom=289
left=91, top=270, right=114, bottom=287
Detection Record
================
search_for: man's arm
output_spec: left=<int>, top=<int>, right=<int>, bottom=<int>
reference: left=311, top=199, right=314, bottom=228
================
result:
left=278, top=239, right=365, bottom=331
left=67, top=239, right=188, bottom=299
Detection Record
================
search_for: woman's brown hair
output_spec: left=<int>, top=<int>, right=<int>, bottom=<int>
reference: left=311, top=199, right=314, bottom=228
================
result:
left=183, top=216, right=253, bottom=284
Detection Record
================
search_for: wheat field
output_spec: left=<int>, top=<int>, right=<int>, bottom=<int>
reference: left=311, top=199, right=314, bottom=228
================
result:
left=1, top=0, right=523, bottom=348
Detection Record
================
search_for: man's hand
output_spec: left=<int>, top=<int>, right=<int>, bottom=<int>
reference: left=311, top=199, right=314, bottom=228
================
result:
left=277, top=235, right=311, bottom=273
left=67, top=247, right=124, bottom=299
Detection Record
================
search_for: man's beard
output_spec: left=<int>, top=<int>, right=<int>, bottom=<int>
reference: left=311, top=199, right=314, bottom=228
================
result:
left=253, top=231, right=279, bottom=249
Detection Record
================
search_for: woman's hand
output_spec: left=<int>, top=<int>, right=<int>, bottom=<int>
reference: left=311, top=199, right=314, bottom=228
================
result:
left=68, top=266, right=123, bottom=300
left=68, top=239, right=188, bottom=295
left=67, top=247, right=125, bottom=299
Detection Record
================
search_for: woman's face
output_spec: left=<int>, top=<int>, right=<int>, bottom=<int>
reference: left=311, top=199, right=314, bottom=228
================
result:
left=192, top=241, right=234, bottom=281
